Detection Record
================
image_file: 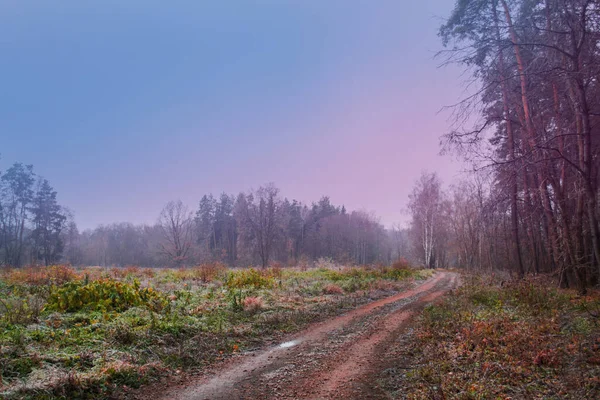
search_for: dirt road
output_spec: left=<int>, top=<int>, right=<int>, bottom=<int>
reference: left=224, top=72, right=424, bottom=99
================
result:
left=156, top=271, right=458, bottom=400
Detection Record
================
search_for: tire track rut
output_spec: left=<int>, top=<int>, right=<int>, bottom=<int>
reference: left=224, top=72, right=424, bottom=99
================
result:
left=156, top=271, right=458, bottom=400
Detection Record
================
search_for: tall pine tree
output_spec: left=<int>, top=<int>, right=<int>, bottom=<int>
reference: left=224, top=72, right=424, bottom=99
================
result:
left=30, top=179, right=66, bottom=265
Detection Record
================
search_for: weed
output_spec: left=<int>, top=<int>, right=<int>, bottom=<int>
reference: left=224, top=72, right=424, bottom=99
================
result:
left=46, top=279, right=168, bottom=313
left=228, top=289, right=245, bottom=312
left=322, top=284, right=344, bottom=295
left=242, top=296, right=264, bottom=314
left=391, top=258, right=412, bottom=270
left=0, top=295, right=45, bottom=325
left=5, top=265, right=79, bottom=286
left=224, top=268, right=275, bottom=290
left=194, top=263, right=227, bottom=282
left=382, top=277, right=600, bottom=399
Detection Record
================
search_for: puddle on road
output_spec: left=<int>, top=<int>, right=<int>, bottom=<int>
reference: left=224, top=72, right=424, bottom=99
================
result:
left=279, top=340, right=298, bottom=348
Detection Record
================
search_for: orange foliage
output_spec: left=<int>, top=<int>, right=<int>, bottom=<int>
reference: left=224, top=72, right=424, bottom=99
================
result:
left=191, top=262, right=227, bottom=282
left=391, top=258, right=412, bottom=270
left=4, top=264, right=79, bottom=286
left=322, top=283, right=344, bottom=295
left=242, top=296, right=264, bottom=313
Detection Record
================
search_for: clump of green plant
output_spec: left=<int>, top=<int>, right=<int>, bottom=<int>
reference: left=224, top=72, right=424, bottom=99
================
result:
left=340, top=277, right=369, bottom=292
left=1, top=351, right=42, bottom=381
left=0, top=294, right=45, bottom=325
left=227, top=289, right=245, bottom=312
left=46, top=278, right=168, bottom=313
left=224, top=268, right=274, bottom=289
left=380, top=267, right=414, bottom=281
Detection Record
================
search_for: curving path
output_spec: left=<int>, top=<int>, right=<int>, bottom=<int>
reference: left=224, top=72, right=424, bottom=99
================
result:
left=154, top=271, right=458, bottom=400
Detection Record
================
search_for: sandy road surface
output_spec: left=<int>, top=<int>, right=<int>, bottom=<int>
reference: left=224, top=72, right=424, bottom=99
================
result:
left=154, top=271, right=458, bottom=400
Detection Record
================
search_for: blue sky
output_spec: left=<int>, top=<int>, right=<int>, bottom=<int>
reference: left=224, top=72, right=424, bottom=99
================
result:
left=1, top=1, right=465, bottom=229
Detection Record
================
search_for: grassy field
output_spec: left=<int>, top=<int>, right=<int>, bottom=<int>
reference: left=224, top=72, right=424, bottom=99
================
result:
left=0, top=261, right=432, bottom=399
left=381, top=275, right=600, bottom=399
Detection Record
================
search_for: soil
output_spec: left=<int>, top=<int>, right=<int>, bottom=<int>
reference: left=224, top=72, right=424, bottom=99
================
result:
left=148, top=271, right=458, bottom=400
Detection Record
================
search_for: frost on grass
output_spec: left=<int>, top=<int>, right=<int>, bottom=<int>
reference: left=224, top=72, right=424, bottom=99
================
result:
left=381, top=276, right=600, bottom=399
left=0, top=263, right=428, bottom=399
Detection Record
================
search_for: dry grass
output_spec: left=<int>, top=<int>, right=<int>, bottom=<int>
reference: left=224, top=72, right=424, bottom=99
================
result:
left=242, top=296, right=264, bottom=313
left=322, top=283, right=344, bottom=295
left=380, top=275, right=600, bottom=399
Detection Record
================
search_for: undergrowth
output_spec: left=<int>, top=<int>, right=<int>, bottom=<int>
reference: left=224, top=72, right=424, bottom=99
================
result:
left=0, top=262, right=431, bottom=399
left=383, top=275, right=600, bottom=399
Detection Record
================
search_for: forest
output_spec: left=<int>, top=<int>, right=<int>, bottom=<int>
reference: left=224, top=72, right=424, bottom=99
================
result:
left=0, top=166, right=399, bottom=269
left=435, top=0, right=600, bottom=291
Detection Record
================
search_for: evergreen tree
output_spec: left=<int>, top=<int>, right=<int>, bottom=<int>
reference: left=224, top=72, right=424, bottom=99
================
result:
left=0, top=163, right=36, bottom=266
left=30, top=179, right=66, bottom=265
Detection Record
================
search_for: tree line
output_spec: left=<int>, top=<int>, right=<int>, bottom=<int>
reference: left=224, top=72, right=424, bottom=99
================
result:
left=189, top=184, right=392, bottom=267
left=83, top=183, right=394, bottom=268
left=0, top=167, right=404, bottom=268
left=429, top=0, right=600, bottom=291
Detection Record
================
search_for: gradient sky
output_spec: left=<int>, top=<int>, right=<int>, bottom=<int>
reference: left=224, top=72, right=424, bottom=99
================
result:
left=1, top=0, right=466, bottom=230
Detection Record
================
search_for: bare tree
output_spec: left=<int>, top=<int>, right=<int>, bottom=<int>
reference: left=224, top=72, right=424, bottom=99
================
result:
left=158, top=200, right=194, bottom=267
left=439, top=0, right=600, bottom=290
left=243, top=184, right=281, bottom=268
left=408, top=172, right=449, bottom=268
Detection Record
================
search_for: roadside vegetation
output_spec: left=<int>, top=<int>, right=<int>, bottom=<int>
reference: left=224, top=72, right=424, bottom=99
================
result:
left=382, top=275, right=600, bottom=399
left=0, top=260, right=431, bottom=399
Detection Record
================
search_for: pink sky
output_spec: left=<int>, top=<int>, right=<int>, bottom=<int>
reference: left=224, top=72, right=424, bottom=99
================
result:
left=1, top=0, right=468, bottom=229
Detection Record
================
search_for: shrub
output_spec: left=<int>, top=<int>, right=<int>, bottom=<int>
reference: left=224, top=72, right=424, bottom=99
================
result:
left=340, top=277, right=368, bottom=292
left=242, top=296, right=264, bottom=314
left=322, top=284, right=344, bottom=295
left=194, top=263, right=227, bottom=283
left=468, top=285, right=502, bottom=308
left=381, top=267, right=413, bottom=281
left=46, top=279, right=168, bottom=313
left=5, top=265, right=79, bottom=286
left=505, top=280, right=570, bottom=311
left=111, top=267, right=135, bottom=279
left=303, top=282, right=324, bottom=296
left=391, top=257, right=412, bottom=270
left=267, top=262, right=283, bottom=279
left=141, top=268, right=156, bottom=278
left=100, top=360, right=150, bottom=388
left=107, top=323, right=139, bottom=345
left=371, top=280, right=395, bottom=291
left=224, top=268, right=275, bottom=289
left=319, top=269, right=344, bottom=281
left=0, top=294, right=45, bottom=325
